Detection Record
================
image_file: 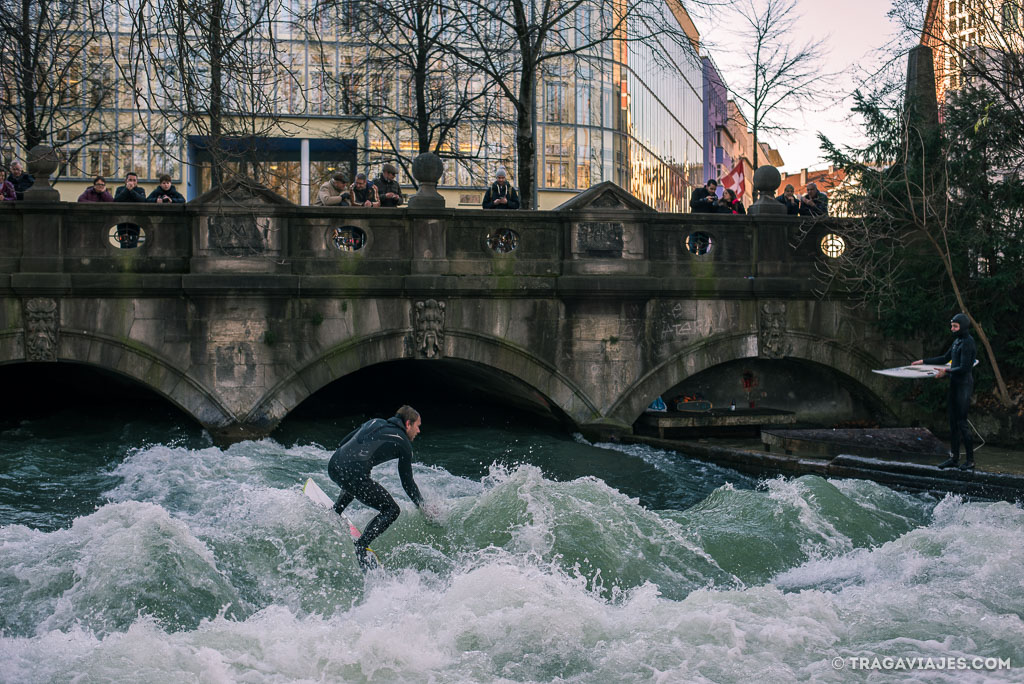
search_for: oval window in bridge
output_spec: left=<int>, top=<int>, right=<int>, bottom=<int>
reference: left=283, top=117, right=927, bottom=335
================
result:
left=487, top=227, right=519, bottom=254
left=108, top=223, right=146, bottom=249
left=685, top=231, right=713, bottom=256
left=820, top=233, right=846, bottom=258
left=330, top=226, right=366, bottom=252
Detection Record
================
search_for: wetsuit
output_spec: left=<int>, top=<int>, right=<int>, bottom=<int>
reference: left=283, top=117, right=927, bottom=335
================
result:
left=328, top=416, right=423, bottom=560
left=923, top=313, right=977, bottom=466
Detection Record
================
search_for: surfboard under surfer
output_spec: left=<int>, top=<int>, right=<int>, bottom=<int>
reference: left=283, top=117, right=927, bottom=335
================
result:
left=329, top=405, right=434, bottom=569
left=911, top=313, right=977, bottom=471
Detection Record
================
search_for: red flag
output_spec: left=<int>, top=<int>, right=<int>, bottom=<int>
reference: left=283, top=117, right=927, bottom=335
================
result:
left=721, top=162, right=745, bottom=198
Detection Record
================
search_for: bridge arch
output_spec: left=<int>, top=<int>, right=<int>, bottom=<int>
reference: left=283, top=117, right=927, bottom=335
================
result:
left=0, top=329, right=236, bottom=431
left=609, top=331, right=901, bottom=427
left=247, top=331, right=601, bottom=430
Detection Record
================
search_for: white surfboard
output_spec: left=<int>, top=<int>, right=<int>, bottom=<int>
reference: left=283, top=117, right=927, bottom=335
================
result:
left=872, top=359, right=979, bottom=378
left=302, top=477, right=380, bottom=567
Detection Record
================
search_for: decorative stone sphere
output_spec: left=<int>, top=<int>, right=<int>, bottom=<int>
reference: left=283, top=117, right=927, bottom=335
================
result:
left=26, top=145, right=60, bottom=177
left=412, top=152, right=443, bottom=184
left=752, top=165, right=782, bottom=196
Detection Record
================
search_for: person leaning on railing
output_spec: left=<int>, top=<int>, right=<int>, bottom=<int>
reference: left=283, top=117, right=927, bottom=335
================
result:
left=0, top=168, right=16, bottom=201
left=374, top=163, right=403, bottom=207
left=315, top=172, right=351, bottom=207
left=77, top=176, right=113, bottom=203
left=146, top=174, right=186, bottom=203
left=7, top=160, right=34, bottom=200
left=482, top=167, right=520, bottom=209
left=113, top=173, right=147, bottom=202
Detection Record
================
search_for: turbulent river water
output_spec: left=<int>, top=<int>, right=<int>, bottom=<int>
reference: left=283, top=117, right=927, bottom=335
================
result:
left=1, top=403, right=1022, bottom=683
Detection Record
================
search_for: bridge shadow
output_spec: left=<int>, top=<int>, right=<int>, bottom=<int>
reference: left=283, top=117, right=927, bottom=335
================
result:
left=0, top=361, right=207, bottom=441
left=274, top=358, right=573, bottom=445
left=632, top=357, right=898, bottom=438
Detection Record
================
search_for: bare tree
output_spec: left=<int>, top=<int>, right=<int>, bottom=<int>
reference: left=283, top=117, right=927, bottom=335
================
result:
left=449, top=0, right=705, bottom=208
left=0, top=0, right=118, bottom=168
left=101, top=0, right=298, bottom=188
left=307, top=0, right=506, bottom=185
left=723, top=0, right=831, bottom=170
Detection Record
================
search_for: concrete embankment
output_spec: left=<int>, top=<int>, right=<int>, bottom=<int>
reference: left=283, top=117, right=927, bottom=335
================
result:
left=624, top=435, right=1024, bottom=502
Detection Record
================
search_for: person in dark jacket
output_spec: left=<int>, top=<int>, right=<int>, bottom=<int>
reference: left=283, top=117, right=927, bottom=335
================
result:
left=113, top=173, right=147, bottom=202
left=8, top=160, right=34, bottom=200
left=146, top=174, right=186, bottom=203
left=374, top=163, right=404, bottom=207
left=689, top=179, right=718, bottom=213
left=77, top=176, right=114, bottom=202
left=912, top=313, right=978, bottom=470
left=717, top=188, right=745, bottom=214
left=350, top=172, right=380, bottom=207
left=328, top=405, right=434, bottom=569
left=0, top=169, right=16, bottom=201
left=798, top=182, right=828, bottom=216
left=776, top=184, right=800, bottom=215
left=482, top=167, right=520, bottom=209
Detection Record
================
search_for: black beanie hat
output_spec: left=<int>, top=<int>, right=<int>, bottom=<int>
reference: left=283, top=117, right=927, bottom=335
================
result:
left=951, top=313, right=970, bottom=328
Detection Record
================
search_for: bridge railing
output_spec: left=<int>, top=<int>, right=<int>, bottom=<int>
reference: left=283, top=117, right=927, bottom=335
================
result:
left=0, top=202, right=845, bottom=294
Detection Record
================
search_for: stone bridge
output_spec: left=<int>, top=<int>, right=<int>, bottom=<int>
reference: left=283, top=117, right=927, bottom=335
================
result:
left=0, top=179, right=925, bottom=443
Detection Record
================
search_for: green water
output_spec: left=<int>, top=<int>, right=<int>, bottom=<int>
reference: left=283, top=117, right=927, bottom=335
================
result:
left=1, top=404, right=1022, bottom=682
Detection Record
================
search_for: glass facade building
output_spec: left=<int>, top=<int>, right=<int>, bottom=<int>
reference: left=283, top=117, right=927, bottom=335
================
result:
left=11, top=0, right=705, bottom=211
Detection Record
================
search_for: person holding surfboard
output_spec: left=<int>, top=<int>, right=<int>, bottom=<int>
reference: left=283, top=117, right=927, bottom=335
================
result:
left=912, top=313, right=977, bottom=471
left=328, top=405, right=428, bottom=569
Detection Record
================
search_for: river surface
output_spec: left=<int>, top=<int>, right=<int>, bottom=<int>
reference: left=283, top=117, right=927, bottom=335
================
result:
left=1, top=404, right=1022, bottom=682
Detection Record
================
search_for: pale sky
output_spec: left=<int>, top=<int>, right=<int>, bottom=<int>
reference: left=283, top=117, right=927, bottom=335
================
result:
left=698, top=0, right=907, bottom=174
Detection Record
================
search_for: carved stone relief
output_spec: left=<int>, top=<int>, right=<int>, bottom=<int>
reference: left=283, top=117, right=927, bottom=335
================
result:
left=413, top=299, right=446, bottom=358
left=576, top=222, right=624, bottom=258
left=24, top=298, right=58, bottom=361
left=759, top=302, right=790, bottom=359
left=208, top=215, right=270, bottom=256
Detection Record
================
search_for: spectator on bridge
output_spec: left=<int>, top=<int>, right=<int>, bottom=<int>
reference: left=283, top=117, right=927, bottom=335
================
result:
left=77, top=176, right=114, bottom=203
left=776, top=184, right=800, bottom=215
left=315, top=172, right=351, bottom=207
left=482, top=167, right=520, bottom=209
left=8, top=160, right=34, bottom=200
left=113, top=172, right=147, bottom=202
left=717, top=188, right=745, bottom=214
left=798, top=182, right=828, bottom=216
left=146, top=174, right=186, bottom=203
left=374, top=163, right=404, bottom=207
left=350, top=173, right=380, bottom=207
left=689, top=179, right=718, bottom=213
left=0, top=168, right=16, bottom=201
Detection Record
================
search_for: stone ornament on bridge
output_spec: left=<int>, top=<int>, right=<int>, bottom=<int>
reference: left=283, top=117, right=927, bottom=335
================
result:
left=24, top=298, right=59, bottom=362
left=759, top=302, right=790, bottom=359
left=685, top=231, right=714, bottom=256
left=24, top=145, right=61, bottom=202
left=486, top=227, right=519, bottom=254
left=408, top=153, right=445, bottom=209
left=576, top=222, right=624, bottom=258
left=413, top=299, right=446, bottom=358
left=108, top=223, right=147, bottom=249
left=746, top=166, right=786, bottom=216
left=329, top=225, right=367, bottom=252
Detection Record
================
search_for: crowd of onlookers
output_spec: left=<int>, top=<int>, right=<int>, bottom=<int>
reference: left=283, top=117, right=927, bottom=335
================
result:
left=689, top=178, right=828, bottom=216
left=315, top=163, right=405, bottom=208
left=5, top=158, right=828, bottom=215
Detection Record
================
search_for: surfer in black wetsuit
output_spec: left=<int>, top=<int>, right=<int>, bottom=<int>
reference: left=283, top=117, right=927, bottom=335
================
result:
left=329, top=405, right=427, bottom=569
left=912, top=313, right=978, bottom=471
